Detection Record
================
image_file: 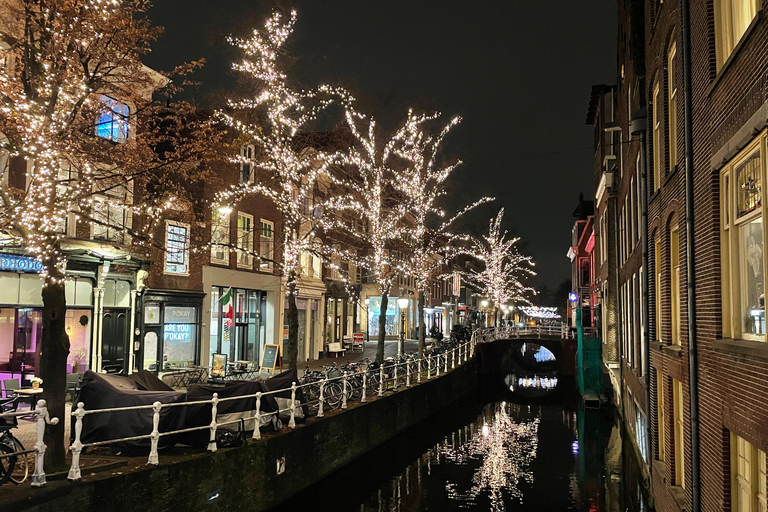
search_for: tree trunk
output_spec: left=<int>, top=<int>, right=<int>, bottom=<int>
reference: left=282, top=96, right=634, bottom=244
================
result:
left=377, top=291, right=388, bottom=363
left=41, top=260, right=70, bottom=470
left=286, top=276, right=299, bottom=370
left=418, top=290, right=425, bottom=357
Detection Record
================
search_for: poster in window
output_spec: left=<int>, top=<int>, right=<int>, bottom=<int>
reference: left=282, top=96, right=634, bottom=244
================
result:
left=144, top=305, right=160, bottom=325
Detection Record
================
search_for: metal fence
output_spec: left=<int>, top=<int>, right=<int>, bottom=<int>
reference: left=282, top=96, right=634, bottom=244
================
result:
left=473, top=323, right=569, bottom=342
left=0, top=400, right=59, bottom=487
left=65, top=337, right=478, bottom=482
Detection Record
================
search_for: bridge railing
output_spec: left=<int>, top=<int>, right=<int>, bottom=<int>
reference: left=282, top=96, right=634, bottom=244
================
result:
left=65, top=338, right=478, bottom=482
left=472, top=323, right=571, bottom=343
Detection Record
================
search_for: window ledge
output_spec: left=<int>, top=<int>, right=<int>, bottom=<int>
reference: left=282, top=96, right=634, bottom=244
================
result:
left=650, top=341, right=684, bottom=357
left=163, top=272, right=190, bottom=277
left=669, top=485, right=689, bottom=512
left=714, top=337, right=768, bottom=359
left=707, top=11, right=763, bottom=97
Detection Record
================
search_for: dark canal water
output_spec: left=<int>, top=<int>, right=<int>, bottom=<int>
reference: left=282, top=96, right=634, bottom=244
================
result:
left=276, top=343, right=650, bottom=512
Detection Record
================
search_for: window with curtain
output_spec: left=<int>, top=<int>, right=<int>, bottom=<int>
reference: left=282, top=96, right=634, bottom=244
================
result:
left=715, top=0, right=761, bottom=69
left=165, top=221, right=189, bottom=275
left=668, top=43, right=678, bottom=171
left=237, top=213, right=253, bottom=269
left=96, top=95, right=129, bottom=142
left=211, top=210, right=230, bottom=265
left=259, top=219, right=274, bottom=270
left=653, top=81, right=662, bottom=191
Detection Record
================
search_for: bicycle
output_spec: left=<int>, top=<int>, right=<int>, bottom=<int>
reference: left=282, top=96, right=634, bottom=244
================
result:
left=0, top=398, right=30, bottom=485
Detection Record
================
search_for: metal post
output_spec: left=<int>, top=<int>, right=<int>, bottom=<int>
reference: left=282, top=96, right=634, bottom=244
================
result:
left=318, top=379, right=326, bottom=418
left=436, top=355, right=441, bottom=377
left=31, top=400, right=58, bottom=487
left=68, top=402, right=85, bottom=481
left=452, top=349, right=456, bottom=369
left=208, top=393, right=219, bottom=452
left=428, top=355, right=433, bottom=379
left=406, top=361, right=411, bottom=388
left=393, top=362, right=398, bottom=390
left=341, top=375, right=347, bottom=410
left=379, top=365, right=384, bottom=396
left=289, top=382, right=298, bottom=426
left=444, top=352, right=448, bottom=373
left=253, top=392, right=262, bottom=439
left=362, top=370, right=368, bottom=402
left=148, top=401, right=162, bottom=465
left=417, top=358, right=422, bottom=383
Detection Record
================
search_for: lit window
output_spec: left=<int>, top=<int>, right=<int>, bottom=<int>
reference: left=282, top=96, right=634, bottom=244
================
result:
left=239, top=145, right=254, bottom=183
left=714, top=0, right=761, bottom=69
left=211, top=209, right=230, bottom=265
left=673, top=379, right=685, bottom=488
left=652, top=81, right=662, bottom=191
left=259, top=219, right=274, bottom=270
left=671, top=226, right=680, bottom=345
left=731, top=433, right=768, bottom=512
left=96, top=95, right=129, bottom=143
left=668, top=43, right=678, bottom=171
left=92, top=182, right=132, bottom=243
left=165, top=222, right=189, bottom=275
left=237, top=213, right=253, bottom=269
left=657, top=369, right=666, bottom=461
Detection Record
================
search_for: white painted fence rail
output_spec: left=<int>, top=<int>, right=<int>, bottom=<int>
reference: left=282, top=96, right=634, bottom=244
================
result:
left=473, top=323, right=569, bottom=343
left=0, top=399, right=59, bottom=487
left=66, top=338, right=478, bottom=481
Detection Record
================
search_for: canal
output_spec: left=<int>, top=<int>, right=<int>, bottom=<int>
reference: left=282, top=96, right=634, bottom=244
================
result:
left=275, top=342, right=650, bottom=511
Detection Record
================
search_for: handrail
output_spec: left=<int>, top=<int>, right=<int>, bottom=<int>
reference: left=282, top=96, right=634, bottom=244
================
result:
left=0, top=400, right=59, bottom=487
left=66, top=337, right=478, bottom=481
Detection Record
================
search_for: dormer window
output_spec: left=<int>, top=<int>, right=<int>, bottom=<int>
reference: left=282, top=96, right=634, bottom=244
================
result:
left=97, top=95, right=129, bottom=143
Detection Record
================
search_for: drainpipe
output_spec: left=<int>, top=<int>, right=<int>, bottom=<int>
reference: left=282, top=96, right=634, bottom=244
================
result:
left=632, top=105, right=652, bottom=484
left=680, top=0, right=701, bottom=509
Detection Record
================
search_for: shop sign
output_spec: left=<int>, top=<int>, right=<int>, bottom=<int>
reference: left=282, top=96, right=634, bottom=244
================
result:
left=0, top=254, right=43, bottom=273
left=165, top=306, right=196, bottom=324
left=164, top=323, right=192, bottom=342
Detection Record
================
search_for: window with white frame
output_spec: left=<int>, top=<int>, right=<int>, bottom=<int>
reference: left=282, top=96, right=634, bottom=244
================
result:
left=722, top=137, right=765, bottom=341
left=165, top=221, right=189, bottom=275
left=731, top=433, right=767, bottom=512
left=211, top=209, right=230, bottom=265
left=673, top=378, right=685, bottom=488
left=239, top=145, right=254, bottom=183
left=657, top=369, right=666, bottom=461
left=55, top=160, right=77, bottom=236
left=92, top=182, right=132, bottom=243
left=259, top=219, right=273, bottom=270
left=96, top=95, right=129, bottom=143
left=668, top=43, right=678, bottom=171
left=671, top=226, right=681, bottom=345
left=714, top=0, right=761, bottom=69
left=237, top=213, right=254, bottom=269
left=655, top=237, right=662, bottom=341
left=653, top=81, right=662, bottom=192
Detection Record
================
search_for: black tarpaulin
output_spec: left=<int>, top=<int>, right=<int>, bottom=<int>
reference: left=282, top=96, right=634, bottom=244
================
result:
left=263, top=368, right=308, bottom=422
left=130, top=370, right=174, bottom=391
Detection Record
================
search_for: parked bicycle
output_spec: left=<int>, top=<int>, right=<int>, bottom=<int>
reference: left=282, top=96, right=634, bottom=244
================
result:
left=0, top=398, right=30, bottom=485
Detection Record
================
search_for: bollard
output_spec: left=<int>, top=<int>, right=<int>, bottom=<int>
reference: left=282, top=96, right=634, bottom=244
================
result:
left=68, top=402, right=86, bottom=481
left=318, top=379, right=326, bottom=418
left=341, top=374, right=348, bottom=410
left=452, top=349, right=456, bottom=369
left=253, top=392, right=262, bottom=439
left=417, top=358, right=422, bottom=383
left=148, top=401, right=162, bottom=465
left=406, top=361, right=411, bottom=388
left=208, top=393, right=219, bottom=452
left=393, top=363, right=398, bottom=390
left=379, top=365, right=384, bottom=396
left=289, top=382, right=297, bottom=428
left=31, top=400, right=58, bottom=487
left=362, top=370, right=367, bottom=403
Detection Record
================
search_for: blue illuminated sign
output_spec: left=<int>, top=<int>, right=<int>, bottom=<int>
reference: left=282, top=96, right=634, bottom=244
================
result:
left=568, top=292, right=578, bottom=303
left=0, top=254, right=44, bottom=273
left=164, top=323, right=192, bottom=342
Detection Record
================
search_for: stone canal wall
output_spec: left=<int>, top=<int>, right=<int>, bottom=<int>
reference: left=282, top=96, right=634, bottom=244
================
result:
left=7, top=359, right=478, bottom=512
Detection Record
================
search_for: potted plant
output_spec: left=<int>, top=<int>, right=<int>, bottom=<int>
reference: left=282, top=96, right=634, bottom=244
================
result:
left=31, top=377, right=43, bottom=390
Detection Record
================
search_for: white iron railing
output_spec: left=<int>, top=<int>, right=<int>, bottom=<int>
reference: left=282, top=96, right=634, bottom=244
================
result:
left=66, top=338, right=477, bottom=481
left=0, top=400, right=59, bottom=487
left=473, top=323, right=570, bottom=342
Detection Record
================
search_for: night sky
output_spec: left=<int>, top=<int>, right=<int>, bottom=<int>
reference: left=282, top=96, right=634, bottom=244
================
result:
left=144, top=1, right=617, bottom=294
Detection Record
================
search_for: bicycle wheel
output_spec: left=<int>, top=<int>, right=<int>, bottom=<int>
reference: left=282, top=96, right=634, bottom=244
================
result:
left=0, top=440, right=16, bottom=485
left=324, top=381, right=343, bottom=410
left=366, top=372, right=380, bottom=394
left=348, top=378, right=362, bottom=401
left=9, top=436, right=28, bottom=484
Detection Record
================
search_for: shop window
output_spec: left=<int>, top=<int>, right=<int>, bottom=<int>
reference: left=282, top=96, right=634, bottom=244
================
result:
left=18, top=274, right=43, bottom=306
left=96, top=95, right=129, bottom=142
left=65, top=310, right=91, bottom=373
left=367, top=296, right=397, bottom=336
left=0, top=309, right=14, bottom=372
left=211, top=209, right=230, bottom=265
left=714, top=0, right=761, bottom=69
left=721, top=139, right=765, bottom=341
left=731, top=433, right=768, bottom=512
left=237, top=213, right=253, bottom=269
left=165, top=221, right=190, bottom=275
left=163, top=306, right=197, bottom=369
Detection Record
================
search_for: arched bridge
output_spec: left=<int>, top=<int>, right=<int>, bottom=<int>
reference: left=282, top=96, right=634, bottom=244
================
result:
left=473, top=326, right=578, bottom=377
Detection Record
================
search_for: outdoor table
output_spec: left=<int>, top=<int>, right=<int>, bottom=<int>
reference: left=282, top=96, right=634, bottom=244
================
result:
left=14, top=387, right=42, bottom=408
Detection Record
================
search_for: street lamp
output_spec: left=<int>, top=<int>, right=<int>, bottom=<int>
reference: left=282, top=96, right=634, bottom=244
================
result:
left=363, top=298, right=370, bottom=342
left=397, top=297, right=409, bottom=355
left=481, top=299, right=489, bottom=327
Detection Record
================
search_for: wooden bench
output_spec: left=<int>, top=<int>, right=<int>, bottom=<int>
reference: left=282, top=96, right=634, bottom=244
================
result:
left=327, top=342, right=346, bottom=358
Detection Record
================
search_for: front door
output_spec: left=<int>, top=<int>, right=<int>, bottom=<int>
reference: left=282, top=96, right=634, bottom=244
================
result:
left=102, top=308, right=128, bottom=373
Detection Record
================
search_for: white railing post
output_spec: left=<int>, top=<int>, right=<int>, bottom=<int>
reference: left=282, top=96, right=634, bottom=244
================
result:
left=436, top=355, right=441, bottom=377
left=417, top=358, right=422, bottom=383
left=340, top=375, right=347, bottom=411
left=318, top=379, right=326, bottom=418
left=428, top=355, right=433, bottom=379
left=148, top=401, right=162, bottom=465
left=253, top=392, right=262, bottom=439
left=378, top=365, right=384, bottom=396
left=208, top=393, right=219, bottom=452
left=452, top=349, right=456, bottom=369
left=30, top=399, right=58, bottom=487
left=362, top=370, right=368, bottom=403
left=393, top=362, right=398, bottom=390
left=68, top=402, right=86, bottom=481
left=444, top=352, right=448, bottom=373
left=289, top=382, right=298, bottom=427
left=406, top=361, right=411, bottom=388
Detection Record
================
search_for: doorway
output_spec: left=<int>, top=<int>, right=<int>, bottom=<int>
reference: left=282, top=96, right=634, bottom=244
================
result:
left=102, top=308, right=128, bottom=373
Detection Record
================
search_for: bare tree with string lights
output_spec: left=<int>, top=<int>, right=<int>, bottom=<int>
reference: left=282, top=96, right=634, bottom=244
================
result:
left=0, top=0, right=215, bottom=467
left=460, top=209, right=537, bottom=326
left=392, top=110, right=492, bottom=355
left=213, top=10, right=354, bottom=369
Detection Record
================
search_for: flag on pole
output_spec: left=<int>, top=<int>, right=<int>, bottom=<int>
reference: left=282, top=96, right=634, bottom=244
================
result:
left=220, top=287, right=234, bottom=340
